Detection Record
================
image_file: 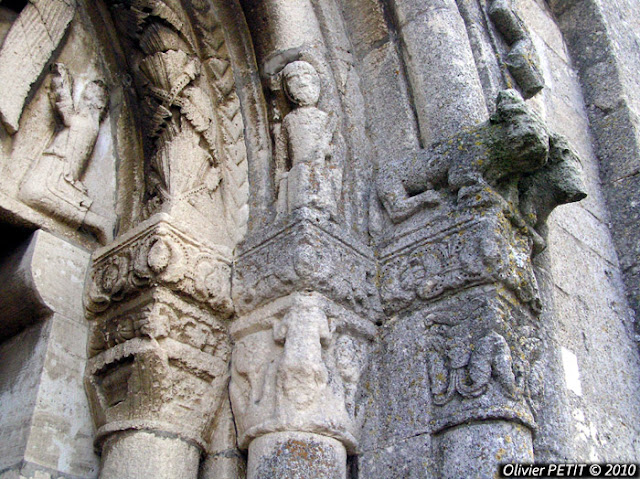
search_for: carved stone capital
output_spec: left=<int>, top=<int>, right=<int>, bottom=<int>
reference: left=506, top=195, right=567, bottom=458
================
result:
left=84, top=214, right=232, bottom=451
left=379, top=206, right=541, bottom=315
left=229, top=292, right=375, bottom=453
left=86, top=213, right=233, bottom=317
left=233, top=210, right=382, bottom=319
left=420, top=286, right=541, bottom=433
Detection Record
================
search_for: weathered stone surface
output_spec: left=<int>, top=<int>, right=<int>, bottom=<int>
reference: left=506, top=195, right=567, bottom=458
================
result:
left=0, top=0, right=639, bottom=477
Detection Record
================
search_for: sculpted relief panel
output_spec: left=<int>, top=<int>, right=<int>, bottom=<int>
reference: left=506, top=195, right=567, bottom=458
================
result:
left=0, top=1, right=119, bottom=247
left=19, top=63, right=112, bottom=242
left=105, top=0, right=248, bottom=245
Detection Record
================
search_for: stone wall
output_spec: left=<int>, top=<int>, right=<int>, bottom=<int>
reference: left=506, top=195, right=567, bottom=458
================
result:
left=0, top=1, right=638, bottom=478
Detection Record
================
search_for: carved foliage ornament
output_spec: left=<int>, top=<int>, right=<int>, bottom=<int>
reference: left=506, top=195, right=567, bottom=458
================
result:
left=86, top=217, right=233, bottom=316
left=106, top=0, right=248, bottom=241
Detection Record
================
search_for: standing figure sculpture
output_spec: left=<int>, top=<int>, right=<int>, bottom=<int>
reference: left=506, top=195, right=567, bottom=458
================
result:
left=275, top=60, right=338, bottom=219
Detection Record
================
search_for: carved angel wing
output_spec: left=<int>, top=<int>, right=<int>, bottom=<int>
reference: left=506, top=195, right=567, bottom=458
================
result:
left=0, top=0, right=76, bottom=134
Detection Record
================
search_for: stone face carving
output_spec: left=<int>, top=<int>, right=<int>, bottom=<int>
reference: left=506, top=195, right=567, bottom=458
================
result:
left=19, top=63, right=112, bottom=243
left=488, top=0, right=545, bottom=98
left=274, top=61, right=339, bottom=219
left=0, top=0, right=76, bottom=134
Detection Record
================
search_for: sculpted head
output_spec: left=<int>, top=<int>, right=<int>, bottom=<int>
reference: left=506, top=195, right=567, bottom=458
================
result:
left=282, top=61, right=321, bottom=107
left=81, top=80, right=108, bottom=114
left=492, top=89, right=549, bottom=173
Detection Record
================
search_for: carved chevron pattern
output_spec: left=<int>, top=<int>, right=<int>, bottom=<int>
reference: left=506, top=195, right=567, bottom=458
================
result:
left=190, top=1, right=249, bottom=244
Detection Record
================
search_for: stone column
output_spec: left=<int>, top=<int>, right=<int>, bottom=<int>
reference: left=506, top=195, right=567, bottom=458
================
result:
left=232, top=213, right=380, bottom=479
left=388, top=0, right=489, bottom=144
left=84, top=215, right=234, bottom=479
left=374, top=90, right=587, bottom=477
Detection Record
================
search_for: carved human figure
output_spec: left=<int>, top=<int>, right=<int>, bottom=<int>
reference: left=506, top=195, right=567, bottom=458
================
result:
left=273, top=297, right=333, bottom=409
left=275, top=60, right=338, bottom=218
left=44, top=63, right=108, bottom=194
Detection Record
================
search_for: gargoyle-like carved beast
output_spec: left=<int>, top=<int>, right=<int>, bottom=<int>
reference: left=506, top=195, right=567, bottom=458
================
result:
left=376, top=90, right=586, bottom=226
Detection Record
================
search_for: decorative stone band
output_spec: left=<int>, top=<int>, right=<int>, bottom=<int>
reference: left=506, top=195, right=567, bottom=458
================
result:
left=233, top=211, right=382, bottom=319
left=85, top=290, right=230, bottom=450
left=229, top=292, right=376, bottom=454
left=420, top=286, right=540, bottom=434
left=379, top=205, right=540, bottom=315
left=85, top=213, right=233, bottom=317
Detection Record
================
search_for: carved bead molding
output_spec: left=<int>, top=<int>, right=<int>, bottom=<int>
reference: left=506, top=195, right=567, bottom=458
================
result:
left=85, top=214, right=232, bottom=450
left=231, top=213, right=380, bottom=454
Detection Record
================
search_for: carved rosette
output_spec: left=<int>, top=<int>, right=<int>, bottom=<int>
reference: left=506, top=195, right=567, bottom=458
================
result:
left=231, top=216, right=380, bottom=453
left=84, top=214, right=233, bottom=450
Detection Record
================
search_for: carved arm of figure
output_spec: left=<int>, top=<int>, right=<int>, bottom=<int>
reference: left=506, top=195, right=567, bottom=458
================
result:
left=49, top=63, right=75, bottom=127
left=45, top=64, right=108, bottom=192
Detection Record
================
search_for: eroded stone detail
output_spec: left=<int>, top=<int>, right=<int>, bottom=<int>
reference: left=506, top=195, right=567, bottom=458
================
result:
left=488, top=0, right=545, bottom=98
left=19, top=63, right=112, bottom=243
left=274, top=61, right=340, bottom=219
left=0, top=0, right=76, bottom=133
left=84, top=214, right=232, bottom=456
left=86, top=214, right=233, bottom=317
left=229, top=292, right=375, bottom=453
left=375, top=89, right=586, bottom=436
left=233, top=215, right=381, bottom=318
left=106, top=0, right=248, bottom=244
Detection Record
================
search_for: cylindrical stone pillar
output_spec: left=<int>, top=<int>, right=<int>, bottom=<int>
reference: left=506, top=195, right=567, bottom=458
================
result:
left=391, top=0, right=489, bottom=144
left=248, top=432, right=347, bottom=479
left=100, top=431, right=200, bottom=479
left=435, top=421, right=534, bottom=479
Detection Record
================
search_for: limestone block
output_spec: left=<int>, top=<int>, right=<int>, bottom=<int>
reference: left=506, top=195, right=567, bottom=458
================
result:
left=0, top=230, right=97, bottom=478
left=0, top=229, right=88, bottom=341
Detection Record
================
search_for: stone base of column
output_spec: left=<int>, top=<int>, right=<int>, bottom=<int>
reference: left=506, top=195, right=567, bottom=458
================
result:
left=435, top=421, right=533, bottom=479
left=248, top=432, right=346, bottom=479
left=100, top=430, right=200, bottom=479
